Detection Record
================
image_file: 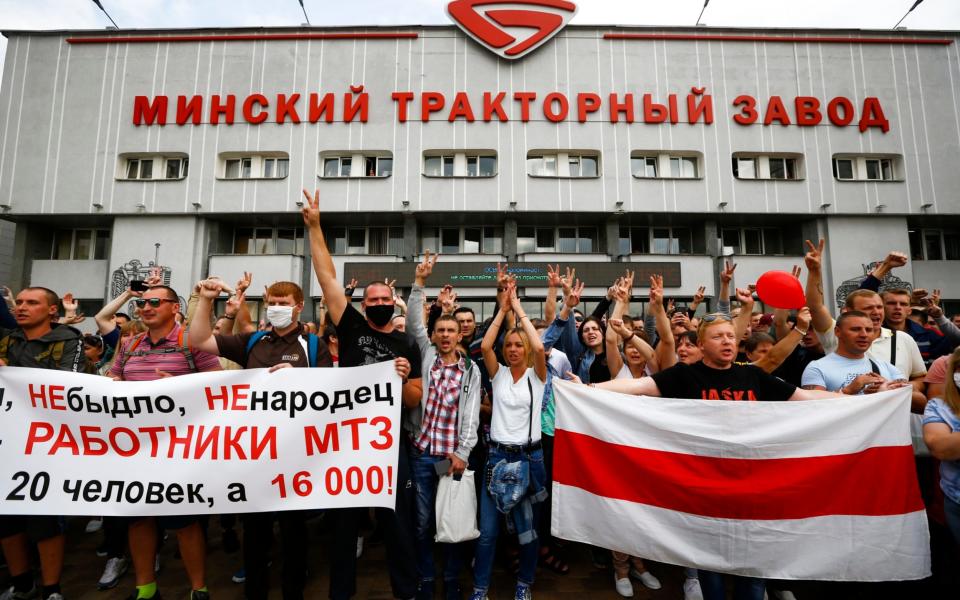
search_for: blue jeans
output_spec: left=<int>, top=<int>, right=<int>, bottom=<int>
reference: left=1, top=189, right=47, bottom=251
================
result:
left=410, top=447, right=464, bottom=584
left=472, top=446, right=546, bottom=592
left=946, top=495, right=960, bottom=546
left=698, top=571, right=765, bottom=600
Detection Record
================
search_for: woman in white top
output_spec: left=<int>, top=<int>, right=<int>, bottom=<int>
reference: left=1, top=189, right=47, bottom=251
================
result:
left=470, top=280, right=547, bottom=600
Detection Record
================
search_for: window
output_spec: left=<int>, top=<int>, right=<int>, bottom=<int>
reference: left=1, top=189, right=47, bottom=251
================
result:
left=631, top=151, right=701, bottom=179
left=320, top=152, right=392, bottom=179
left=165, top=158, right=188, bottom=179
left=832, top=155, right=901, bottom=182
left=125, top=158, right=153, bottom=180
left=220, top=153, right=290, bottom=179
left=527, top=152, right=600, bottom=178
left=910, top=228, right=960, bottom=261
left=233, top=227, right=304, bottom=255
left=225, top=158, right=252, bottom=179
left=651, top=227, right=693, bottom=255
left=51, top=229, right=110, bottom=260
left=327, top=227, right=404, bottom=256
left=422, top=227, right=503, bottom=254
left=732, top=154, right=801, bottom=180
left=618, top=226, right=650, bottom=255
left=719, top=227, right=783, bottom=255
left=732, top=157, right=755, bottom=179
left=669, top=156, right=698, bottom=178
left=119, top=153, right=188, bottom=181
left=263, top=158, right=289, bottom=179
left=864, top=158, right=894, bottom=181
left=631, top=156, right=658, bottom=178
left=424, top=152, right=497, bottom=177
left=833, top=158, right=854, bottom=180
left=465, top=155, right=497, bottom=177
left=517, top=226, right=598, bottom=254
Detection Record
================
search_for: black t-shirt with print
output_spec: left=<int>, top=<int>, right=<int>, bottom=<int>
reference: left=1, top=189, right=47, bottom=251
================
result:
left=651, top=361, right=796, bottom=402
left=335, top=304, right=422, bottom=378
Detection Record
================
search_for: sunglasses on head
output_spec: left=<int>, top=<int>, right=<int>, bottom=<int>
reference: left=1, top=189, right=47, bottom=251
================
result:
left=700, top=313, right=733, bottom=324
left=134, top=298, right=175, bottom=308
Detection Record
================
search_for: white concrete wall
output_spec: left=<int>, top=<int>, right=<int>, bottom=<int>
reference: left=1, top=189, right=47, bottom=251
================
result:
left=208, top=254, right=304, bottom=296
left=109, top=216, right=208, bottom=300
left=30, top=259, right=108, bottom=298
left=1, top=28, right=957, bottom=217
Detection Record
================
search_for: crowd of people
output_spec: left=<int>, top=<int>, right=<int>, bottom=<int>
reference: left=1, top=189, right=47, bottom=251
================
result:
left=0, top=187, right=959, bottom=600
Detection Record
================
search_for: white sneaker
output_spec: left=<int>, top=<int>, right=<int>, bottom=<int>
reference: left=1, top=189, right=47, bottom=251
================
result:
left=0, top=585, right=38, bottom=600
left=629, top=569, right=661, bottom=590
left=356, top=536, right=364, bottom=559
left=683, top=577, right=704, bottom=600
left=85, top=517, right=103, bottom=533
left=98, top=556, right=129, bottom=589
left=614, top=575, right=634, bottom=598
left=772, top=591, right=797, bottom=600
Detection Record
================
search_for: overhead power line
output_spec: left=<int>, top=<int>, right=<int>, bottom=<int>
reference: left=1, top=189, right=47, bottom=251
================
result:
left=894, top=0, right=925, bottom=29
left=90, top=0, right=119, bottom=29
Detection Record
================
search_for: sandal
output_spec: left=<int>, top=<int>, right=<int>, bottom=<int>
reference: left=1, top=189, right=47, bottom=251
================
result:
left=540, top=548, right=571, bottom=575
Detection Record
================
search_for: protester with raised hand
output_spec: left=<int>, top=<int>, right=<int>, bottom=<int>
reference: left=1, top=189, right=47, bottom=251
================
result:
left=473, top=280, right=547, bottom=600
left=543, top=271, right=615, bottom=384
left=189, top=276, right=331, bottom=600
left=301, top=188, right=420, bottom=600
left=406, top=250, right=481, bottom=599
left=109, top=283, right=221, bottom=600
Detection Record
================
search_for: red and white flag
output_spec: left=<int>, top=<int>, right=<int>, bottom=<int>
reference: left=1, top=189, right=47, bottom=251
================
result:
left=551, top=382, right=930, bottom=581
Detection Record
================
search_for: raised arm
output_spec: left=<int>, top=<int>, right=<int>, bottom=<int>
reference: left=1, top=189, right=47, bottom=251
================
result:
left=717, top=260, right=736, bottom=316
left=408, top=250, right=438, bottom=353
left=860, top=251, right=907, bottom=291
left=732, top=287, right=755, bottom=342
left=804, top=239, right=834, bottom=334
left=188, top=279, right=228, bottom=355
left=301, top=188, right=347, bottom=325
left=754, top=307, right=811, bottom=373
left=95, top=290, right=136, bottom=335
left=544, top=264, right=561, bottom=324
left=650, top=274, right=676, bottom=371
left=481, top=287, right=512, bottom=379
left=510, top=284, right=547, bottom=382
left=689, top=285, right=706, bottom=314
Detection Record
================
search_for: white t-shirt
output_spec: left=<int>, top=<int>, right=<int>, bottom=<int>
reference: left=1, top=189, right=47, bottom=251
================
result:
left=616, top=362, right=653, bottom=380
left=817, top=320, right=927, bottom=379
left=491, top=365, right=545, bottom=445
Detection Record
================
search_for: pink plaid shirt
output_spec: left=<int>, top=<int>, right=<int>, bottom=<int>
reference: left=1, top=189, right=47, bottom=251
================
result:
left=414, top=354, right=465, bottom=456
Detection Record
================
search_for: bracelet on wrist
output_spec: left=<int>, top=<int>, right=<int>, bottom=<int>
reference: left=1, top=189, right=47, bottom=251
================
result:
left=794, top=328, right=808, bottom=336
left=222, top=314, right=236, bottom=320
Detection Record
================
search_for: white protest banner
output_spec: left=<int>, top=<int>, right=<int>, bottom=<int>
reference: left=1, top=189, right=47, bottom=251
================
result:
left=0, top=362, right=401, bottom=516
left=551, top=381, right=930, bottom=581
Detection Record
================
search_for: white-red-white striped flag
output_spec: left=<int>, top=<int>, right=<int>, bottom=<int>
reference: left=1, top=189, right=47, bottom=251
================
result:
left=551, top=382, right=930, bottom=581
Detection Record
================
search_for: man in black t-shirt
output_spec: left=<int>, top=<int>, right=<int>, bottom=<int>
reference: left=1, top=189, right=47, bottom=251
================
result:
left=599, top=314, right=839, bottom=403
left=301, top=188, right=421, bottom=600
left=595, top=314, right=841, bottom=600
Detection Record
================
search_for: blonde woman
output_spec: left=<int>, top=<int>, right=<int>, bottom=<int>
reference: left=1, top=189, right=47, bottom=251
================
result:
left=471, top=279, right=547, bottom=600
left=923, top=346, right=960, bottom=544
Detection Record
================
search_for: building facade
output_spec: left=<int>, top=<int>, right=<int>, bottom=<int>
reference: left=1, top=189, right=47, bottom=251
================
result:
left=1, top=23, right=959, bottom=324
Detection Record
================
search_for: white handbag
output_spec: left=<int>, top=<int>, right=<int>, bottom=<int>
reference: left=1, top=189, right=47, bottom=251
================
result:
left=435, top=469, right=480, bottom=543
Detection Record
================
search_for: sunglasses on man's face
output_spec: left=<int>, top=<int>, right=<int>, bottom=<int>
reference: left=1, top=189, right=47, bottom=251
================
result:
left=134, top=298, right=176, bottom=308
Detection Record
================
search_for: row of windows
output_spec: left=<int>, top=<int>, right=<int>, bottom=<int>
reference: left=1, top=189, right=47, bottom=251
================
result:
left=116, top=151, right=905, bottom=183
left=49, top=224, right=960, bottom=261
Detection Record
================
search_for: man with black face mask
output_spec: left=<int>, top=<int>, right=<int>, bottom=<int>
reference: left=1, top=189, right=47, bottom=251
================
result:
left=301, top=188, right=423, bottom=600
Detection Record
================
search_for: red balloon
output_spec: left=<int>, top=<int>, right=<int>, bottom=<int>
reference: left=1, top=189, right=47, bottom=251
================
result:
left=756, top=271, right=806, bottom=310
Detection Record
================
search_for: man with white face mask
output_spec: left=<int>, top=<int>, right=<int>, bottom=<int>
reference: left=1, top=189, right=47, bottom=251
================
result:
left=190, top=278, right=332, bottom=600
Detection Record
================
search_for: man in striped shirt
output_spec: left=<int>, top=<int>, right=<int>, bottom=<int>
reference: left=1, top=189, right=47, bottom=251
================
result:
left=110, top=285, right=220, bottom=600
